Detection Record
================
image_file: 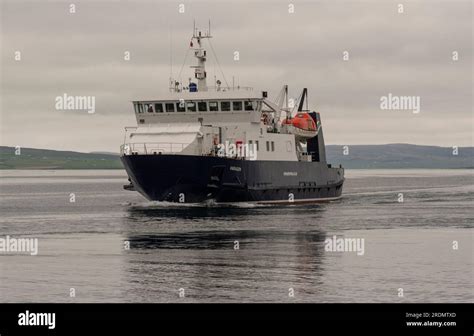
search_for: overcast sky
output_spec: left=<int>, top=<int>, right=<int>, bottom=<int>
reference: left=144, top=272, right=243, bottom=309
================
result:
left=1, top=0, right=472, bottom=152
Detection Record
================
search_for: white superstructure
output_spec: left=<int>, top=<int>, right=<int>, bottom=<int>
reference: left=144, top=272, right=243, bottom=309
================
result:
left=121, top=25, right=320, bottom=162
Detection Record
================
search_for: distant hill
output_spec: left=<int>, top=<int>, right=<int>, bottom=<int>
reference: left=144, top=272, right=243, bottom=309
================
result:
left=89, top=151, right=120, bottom=156
left=0, top=144, right=472, bottom=169
left=0, top=146, right=122, bottom=169
left=326, top=144, right=473, bottom=169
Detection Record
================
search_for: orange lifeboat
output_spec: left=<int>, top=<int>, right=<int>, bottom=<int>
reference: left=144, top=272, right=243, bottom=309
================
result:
left=282, top=112, right=318, bottom=139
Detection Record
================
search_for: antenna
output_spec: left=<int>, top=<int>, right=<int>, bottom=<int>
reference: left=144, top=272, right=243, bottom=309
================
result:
left=169, top=25, right=173, bottom=79
left=169, top=24, right=174, bottom=92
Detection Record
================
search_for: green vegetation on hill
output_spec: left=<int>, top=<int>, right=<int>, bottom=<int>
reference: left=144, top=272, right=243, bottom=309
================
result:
left=0, top=144, right=472, bottom=169
left=0, top=146, right=122, bottom=169
left=326, top=144, right=473, bottom=169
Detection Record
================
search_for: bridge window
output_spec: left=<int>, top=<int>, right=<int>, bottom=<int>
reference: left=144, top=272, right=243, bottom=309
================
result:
left=244, top=101, right=254, bottom=111
left=137, top=103, right=144, bottom=113
left=176, top=101, right=185, bottom=112
left=154, top=103, right=163, bottom=113
left=209, top=101, right=218, bottom=111
left=187, top=102, right=196, bottom=112
left=233, top=101, right=242, bottom=111
left=165, top=103, right=175, bottom=112
left=198, top=102, right=207, bottom=112
left=221, top=101, right=231, bottom=111
left=145, top=104, right=153, bottom=113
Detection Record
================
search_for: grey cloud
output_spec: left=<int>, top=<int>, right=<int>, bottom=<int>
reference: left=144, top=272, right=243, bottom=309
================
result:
left=1, top=0, right=472, bottom=152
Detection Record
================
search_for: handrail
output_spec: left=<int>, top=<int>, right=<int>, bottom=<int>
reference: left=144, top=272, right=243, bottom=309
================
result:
left=121, top=142, right=252, bottom=159
left=171, top=86, right=254, bottom=93
left=206, top=86, right=254, bottom=92
left=121, top=142, right=188, bottom=155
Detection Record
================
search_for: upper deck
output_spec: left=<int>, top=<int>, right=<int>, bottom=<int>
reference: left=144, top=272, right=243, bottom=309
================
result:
left=132, top=90, right=268, bottom=125
left=136, top=87, right=261, bottom=102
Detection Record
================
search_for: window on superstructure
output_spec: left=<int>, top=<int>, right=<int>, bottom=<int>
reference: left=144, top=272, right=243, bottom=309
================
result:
left=233, top=101, right=242, bottom=111
left=244, top=101, right=254, bottom=111
left=165, top=103, right=175, bottom=112
left=146, top=104, right=153, bottom=113
left=255, top=141, right=259, bottom=151
left=154, top=103, right=163, bottom=113
left=209, top=101, right=218, bottom=111
left=271, top=141, right=275, bottom=151
left=266, top=141, right=270, bottom=151
left=176, top=102, right=185, bottom=112
left=221, top=101, right=231, bottom=111
left=137, top=103, right=144, bottom=113
left=198, top=102, right=207, bottom=112
left=187, top=102, right=196, bottom=112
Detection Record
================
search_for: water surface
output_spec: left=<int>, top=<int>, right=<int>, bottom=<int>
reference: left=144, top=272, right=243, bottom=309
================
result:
left=0, top=169, right=472, bottom=303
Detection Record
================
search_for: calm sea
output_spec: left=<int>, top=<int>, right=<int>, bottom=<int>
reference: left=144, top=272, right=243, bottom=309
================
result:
left=0, top=169, right=472, bottom=303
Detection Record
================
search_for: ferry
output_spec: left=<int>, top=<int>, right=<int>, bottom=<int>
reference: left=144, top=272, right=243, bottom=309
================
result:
left=120, top=25, right=344, bottom=204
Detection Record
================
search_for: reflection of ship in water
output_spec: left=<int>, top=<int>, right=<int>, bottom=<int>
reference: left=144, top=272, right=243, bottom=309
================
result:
left=122, top=205, right=329, bottom=300
left=125, top=229, right=327, bottom=252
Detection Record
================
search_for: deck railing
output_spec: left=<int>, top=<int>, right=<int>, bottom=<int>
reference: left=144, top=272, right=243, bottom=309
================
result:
left=170, top=86, right=254, bottom=93
left=207, top=86, right=254, bottom=92
left=121, top=143, right=187, bottom=155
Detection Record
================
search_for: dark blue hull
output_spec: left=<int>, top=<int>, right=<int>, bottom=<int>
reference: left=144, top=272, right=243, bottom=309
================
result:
left=121, top=154, right=344, bottom=203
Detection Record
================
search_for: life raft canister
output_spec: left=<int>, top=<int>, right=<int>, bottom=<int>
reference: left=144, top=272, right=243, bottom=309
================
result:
left=283, top=112, right=317, bottom=131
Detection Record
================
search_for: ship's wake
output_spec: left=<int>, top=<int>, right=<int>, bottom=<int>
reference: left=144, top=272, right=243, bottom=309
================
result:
left=122, top=200, right=272, bottom=209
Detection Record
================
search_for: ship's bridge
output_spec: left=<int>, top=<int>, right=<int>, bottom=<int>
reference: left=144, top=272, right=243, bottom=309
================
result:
left=132, top=90, right=266, bottom=125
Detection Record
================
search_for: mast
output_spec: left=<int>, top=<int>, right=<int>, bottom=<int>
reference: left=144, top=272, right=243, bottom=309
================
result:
left=298, top=88, right=308, bottom=111
left=190, top=22, right=212, bottom=92
left=274, top=84, right=289, bottom=122
left=169, top=25, right=173, bottom=93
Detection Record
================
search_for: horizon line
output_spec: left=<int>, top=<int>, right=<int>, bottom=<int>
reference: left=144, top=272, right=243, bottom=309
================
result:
left=1, top=143, right=473, bottom=155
